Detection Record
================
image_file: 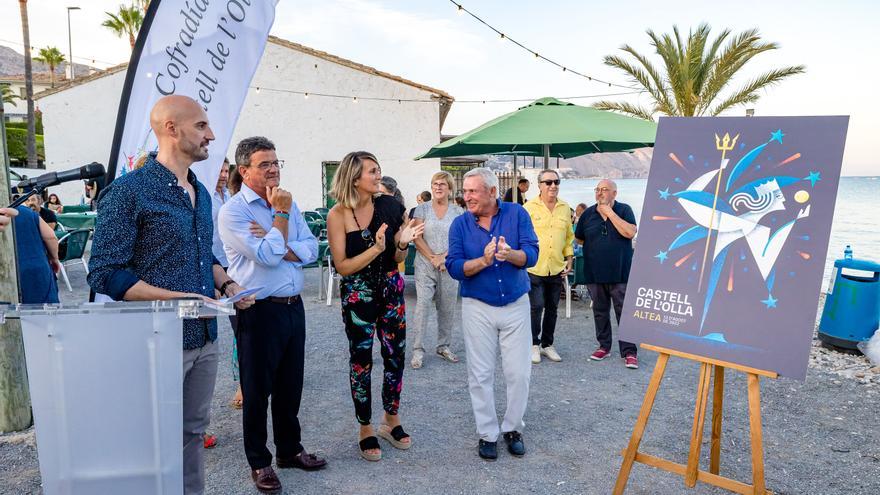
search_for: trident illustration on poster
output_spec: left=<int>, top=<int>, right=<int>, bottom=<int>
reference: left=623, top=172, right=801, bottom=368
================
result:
left=653, top=129, right=818, bottom=341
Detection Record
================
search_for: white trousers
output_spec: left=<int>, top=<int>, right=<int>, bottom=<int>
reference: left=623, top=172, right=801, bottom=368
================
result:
left=461, top=294, right=532, bottom=442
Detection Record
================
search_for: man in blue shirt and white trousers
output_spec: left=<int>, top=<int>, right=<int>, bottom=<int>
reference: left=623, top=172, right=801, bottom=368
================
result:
left=219, top=137, right=326, bottom=493
left=446, top=167, right=539, bottom=461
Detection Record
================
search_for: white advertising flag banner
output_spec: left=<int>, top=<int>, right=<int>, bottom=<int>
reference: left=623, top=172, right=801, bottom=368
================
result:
left=108, top=0, right=278, bottom=191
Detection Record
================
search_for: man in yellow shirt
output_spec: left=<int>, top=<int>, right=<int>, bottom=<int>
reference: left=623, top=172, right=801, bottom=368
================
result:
left=524, top=170, right=574, bottom=363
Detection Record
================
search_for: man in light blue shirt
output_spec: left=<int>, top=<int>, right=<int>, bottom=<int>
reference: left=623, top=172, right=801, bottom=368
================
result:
left=218, top=136, right=325, bottom=493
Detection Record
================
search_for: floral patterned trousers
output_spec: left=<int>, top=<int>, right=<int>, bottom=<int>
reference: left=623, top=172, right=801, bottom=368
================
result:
left=340, top=270, right=407, bottom=425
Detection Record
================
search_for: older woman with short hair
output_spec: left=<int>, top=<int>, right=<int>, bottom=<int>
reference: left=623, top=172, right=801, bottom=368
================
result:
left=326, top=151, right=423, bottom=462
left=410, top=171, right=464, bottom=368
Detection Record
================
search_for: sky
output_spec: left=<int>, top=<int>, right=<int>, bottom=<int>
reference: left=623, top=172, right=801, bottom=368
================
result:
left=1, top=0, right=877, bottom=176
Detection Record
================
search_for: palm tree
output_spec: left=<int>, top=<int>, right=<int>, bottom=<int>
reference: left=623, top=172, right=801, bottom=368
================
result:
left=18, top=0, right=37, bottom=168
left=102, top=4, right=144, bottom=51
left=594, top=24, right=805, bottom=120
left=1, top=84, right=17, bottom=107
left=34, top=47, right=66, bottom=88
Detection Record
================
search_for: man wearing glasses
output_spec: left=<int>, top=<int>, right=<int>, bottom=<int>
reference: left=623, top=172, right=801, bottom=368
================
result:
left=574, top=179, right=639, bottom=369
left=218, top=137, right=325, bottom=493
left=523, top=170, right=574, bottom=364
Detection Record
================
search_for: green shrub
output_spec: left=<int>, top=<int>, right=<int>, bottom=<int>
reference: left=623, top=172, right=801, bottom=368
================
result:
left=5, top=116, right=43, bottom=134
left=5, top=127, right=45, bottom=165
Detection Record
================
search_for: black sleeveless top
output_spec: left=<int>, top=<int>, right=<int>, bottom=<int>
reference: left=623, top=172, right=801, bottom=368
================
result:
left=344, top=194, right=405, bottom=275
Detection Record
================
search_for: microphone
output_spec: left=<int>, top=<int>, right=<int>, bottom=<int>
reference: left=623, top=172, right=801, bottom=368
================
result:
left=16, top=162, right=105, bottom=190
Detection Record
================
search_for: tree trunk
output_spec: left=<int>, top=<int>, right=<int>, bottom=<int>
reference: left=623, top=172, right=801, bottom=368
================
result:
left=19, top=0, right=37, bottom=169
left=129, top=32, right=136, bottom=51
left=0, top=99, right=32, bottom=433
left=49, top=64, right=55, bottom=88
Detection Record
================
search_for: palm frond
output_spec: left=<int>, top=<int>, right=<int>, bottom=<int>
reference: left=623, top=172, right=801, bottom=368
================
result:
left=592, top=100, right=656, bottom=122
left=708, top=65, right=806, bottom=115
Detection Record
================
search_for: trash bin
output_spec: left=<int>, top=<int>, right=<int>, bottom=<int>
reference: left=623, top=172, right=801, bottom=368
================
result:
left=818, top=255, right=880, bottom=350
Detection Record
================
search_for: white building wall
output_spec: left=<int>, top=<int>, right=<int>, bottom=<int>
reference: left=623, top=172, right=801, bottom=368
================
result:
left=37, top=41, right=444, bottom=210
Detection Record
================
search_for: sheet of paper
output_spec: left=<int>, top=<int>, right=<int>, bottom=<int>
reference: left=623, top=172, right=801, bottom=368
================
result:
left=218, top=286, right=263, bottom=304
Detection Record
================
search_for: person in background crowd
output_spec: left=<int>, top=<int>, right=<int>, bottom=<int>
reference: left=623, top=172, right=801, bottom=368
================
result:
left=14, top=204, right=60, bottom=304
left=503, top=177, right=530, bottom=205
left=228, top=162, right=243, bottom=195
left=379, top=175, right=405, bottom=207
left=524, top=170, right=574, bottom=364
left=84, top=178, right=102, bottom=211
left=326, top=151, right=423, bottom=462
left=26, top=194, right=58, bottom=230
left=410, top=171, right=464, bottom=369
left=574, top=179, right=639, bottom=369
left=46, top=193, right=64, bottom=213
left=220, top=136, right=326, bottom=493
left=0, top=207, right=18, bottom=232
left=87, top=95, right=255, bottom=494
left=454, top=196, right=466, bottom=209
left=573, top=203, right=587, bottom=225
left=200, top=158, right=233, bottom=451
left=210, top=158, right=243, bottom=415
left=409, top=190, right=431, bottom=219
left=446, top=167, right=538, bottom=461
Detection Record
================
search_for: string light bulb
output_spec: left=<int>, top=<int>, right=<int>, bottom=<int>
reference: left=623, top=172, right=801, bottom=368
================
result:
left=353, top=96, right=358, bottom=103
left=499, top=33, right=505, bottom=41
left=457, top=4, right=463, bottom=14
left=255, top=87, right=261, bottom=93
left=304, top=92, right=309, bottom=99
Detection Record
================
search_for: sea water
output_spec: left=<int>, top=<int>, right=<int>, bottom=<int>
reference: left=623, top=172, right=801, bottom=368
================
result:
left=558, top=176, right=880, bottom=290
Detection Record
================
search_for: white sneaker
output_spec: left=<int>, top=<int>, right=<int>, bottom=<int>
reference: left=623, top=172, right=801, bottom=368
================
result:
left=540, top=345, right=562, bottom=362
left=530, top=345, right=541, bottom=364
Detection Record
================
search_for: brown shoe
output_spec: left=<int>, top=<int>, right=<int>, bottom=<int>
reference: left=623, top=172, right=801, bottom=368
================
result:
left=251, top=466, right=281, bottom=493
left=277, top=450, right=327, bottom=470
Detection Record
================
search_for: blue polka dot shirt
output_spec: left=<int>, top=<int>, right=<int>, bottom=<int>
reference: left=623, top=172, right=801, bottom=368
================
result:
left=87, top=154, right=218, bottom=350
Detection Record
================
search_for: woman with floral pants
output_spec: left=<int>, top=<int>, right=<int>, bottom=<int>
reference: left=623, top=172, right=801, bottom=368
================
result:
left=326, top=151, right=424, bottom=461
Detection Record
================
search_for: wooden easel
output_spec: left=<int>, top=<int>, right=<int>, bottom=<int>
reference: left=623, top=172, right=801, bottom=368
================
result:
left=613, top=343, right=778, bottom=495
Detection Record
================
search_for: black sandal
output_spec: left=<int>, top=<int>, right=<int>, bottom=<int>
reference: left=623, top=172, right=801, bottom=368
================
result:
left=378, top=424, right=412, bottom=450
left=358, top=436, right=382, bottom=461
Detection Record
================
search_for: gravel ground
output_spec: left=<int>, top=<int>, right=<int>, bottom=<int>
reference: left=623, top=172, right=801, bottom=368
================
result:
left=2, top=266, right=879, bottom=494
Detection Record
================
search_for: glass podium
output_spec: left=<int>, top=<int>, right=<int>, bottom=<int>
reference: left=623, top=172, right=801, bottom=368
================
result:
left=1, top=300, right=232, bottom=495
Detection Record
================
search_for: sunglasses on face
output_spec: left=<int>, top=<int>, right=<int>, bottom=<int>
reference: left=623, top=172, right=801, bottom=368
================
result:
left=601, top=222, right=608, bottom=236
left=540, top=179, right=561, bottom=186
left=595, top=187, right=612, bottom=193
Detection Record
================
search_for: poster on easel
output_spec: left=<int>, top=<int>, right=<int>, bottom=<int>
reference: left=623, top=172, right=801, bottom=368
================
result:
left=620, top=116, right=849, bottom=379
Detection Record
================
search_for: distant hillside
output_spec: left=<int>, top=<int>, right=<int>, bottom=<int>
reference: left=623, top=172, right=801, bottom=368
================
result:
left=488, top=147, right=654, bottom=178
left=0, top=45, right=92, bottom=77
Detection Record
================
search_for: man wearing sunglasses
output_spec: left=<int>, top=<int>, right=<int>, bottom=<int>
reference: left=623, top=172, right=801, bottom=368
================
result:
left=523, top=170, right=574, bottom=364
left=574, top=179, right=639, bottom=369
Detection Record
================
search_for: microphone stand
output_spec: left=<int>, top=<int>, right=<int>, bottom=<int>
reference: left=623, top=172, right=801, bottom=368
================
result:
left=7, top=184, right=46, bottom=209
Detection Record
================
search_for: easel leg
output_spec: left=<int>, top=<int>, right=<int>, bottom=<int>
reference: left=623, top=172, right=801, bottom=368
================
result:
left=747, top=373, right=767, bottom=495
left=710, top=365, right=725, bottom=474
left=685, top=363, right=713, bottom=487
left=613, top=353, right=670, bottom=495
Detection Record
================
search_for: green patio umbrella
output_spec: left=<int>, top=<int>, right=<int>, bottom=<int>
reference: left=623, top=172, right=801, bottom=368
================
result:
left=416, top=97, right=657, bottom=161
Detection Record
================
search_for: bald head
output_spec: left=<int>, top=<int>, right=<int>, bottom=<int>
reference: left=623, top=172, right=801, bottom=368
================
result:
left=150, top=95, right=214, bottom=164
left=595, top=178, right=618, bottom=206
left=150, top=95, right=203, bottom=136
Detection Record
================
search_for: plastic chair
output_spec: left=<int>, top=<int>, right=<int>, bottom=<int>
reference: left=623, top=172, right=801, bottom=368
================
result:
left=57, top=229, right=91, bottom=292
left=302, top=211, right=323, bottom=223
left=404, top=244, right=416, bottom=276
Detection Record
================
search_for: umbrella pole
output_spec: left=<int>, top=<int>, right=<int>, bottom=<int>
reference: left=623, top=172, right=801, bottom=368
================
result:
left=543, top=144, right=550, bottom=170
left=512, top=155, right=518, bottom=203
